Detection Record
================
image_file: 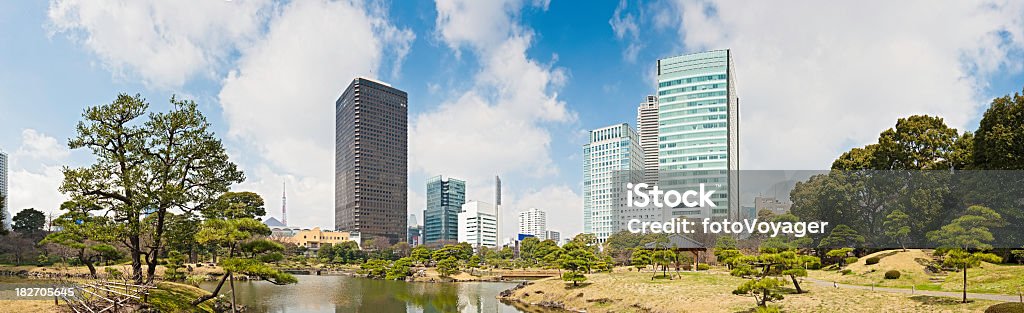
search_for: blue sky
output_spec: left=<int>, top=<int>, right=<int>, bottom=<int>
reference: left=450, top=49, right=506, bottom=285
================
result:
left=1, top=0, right=1023, bottom=238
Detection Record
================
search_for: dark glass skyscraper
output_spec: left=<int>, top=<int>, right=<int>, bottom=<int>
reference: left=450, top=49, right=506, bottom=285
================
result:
left=335, top=77, right=408, bottom=245
left=423, top=175, right=465, bottom=245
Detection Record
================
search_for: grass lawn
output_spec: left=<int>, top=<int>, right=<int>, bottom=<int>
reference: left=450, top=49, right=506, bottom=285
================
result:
left=808, top=249, right=1024, bottom=295
left=148, top=281, right=215, bottom=313
left=503, top=270, right=998, bottom=313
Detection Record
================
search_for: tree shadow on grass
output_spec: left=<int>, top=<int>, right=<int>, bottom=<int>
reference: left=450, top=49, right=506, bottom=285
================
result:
left=909, top=295, right=968, bottom=306
left=563, top=282, right=592, bottom=289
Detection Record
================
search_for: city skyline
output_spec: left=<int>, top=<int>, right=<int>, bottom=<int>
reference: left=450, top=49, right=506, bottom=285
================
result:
left=3, top=1, right=1024, bottom=238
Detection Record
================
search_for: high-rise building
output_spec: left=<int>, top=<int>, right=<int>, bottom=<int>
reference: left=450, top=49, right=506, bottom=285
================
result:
left=637, top=95, right=660, bottom=185
left=545, top=230, right=560, bottom=243
left=656, top=50, right=739, bottom=220
left=518, top=207, right=547, bottom=240
left=458, top=201, right=498, bottom=248
left=335, top=77, right=409, bottom=245
left=0, top=150, right=8, bottom=228
left=423, top=175, right=465, bottom=245
left=583, top=123, right=643, bottom=242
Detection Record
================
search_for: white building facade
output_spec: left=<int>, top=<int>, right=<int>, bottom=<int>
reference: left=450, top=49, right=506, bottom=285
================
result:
left=517, top=208, right=547, bottom=240
left=583, top=123, right=643, bottom=243
left=656, top=50, right=739, bottom=220
left=458, top=201, right=498, bottom=248
left=0, top=150, right=7, bottom=228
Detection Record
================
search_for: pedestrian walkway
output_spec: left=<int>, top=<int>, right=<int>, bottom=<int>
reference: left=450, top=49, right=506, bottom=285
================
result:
left=805, top=277, right=1021, bottom=302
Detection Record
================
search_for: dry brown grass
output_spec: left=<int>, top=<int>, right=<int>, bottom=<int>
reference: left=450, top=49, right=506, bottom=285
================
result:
left=504, top=270, right=997, bottom=313
left=812, top=249, right=940, bottom=289
left=0, top=300, right=58, bottom=313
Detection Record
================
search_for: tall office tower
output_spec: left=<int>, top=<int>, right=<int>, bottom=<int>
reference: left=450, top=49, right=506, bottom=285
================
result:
left=458, top=201, right=498, bottom=248
left=0, top=150, right=8, bottom=229
left=637, top=95, right=660, bottom=185
left=656, top=50, right=739, bottom=220
left=518, top=208, right=547, bottom=240
left=335, top=77, right=409, bottom=245
left=583, top=123, right=643, bottom=243
left=423, top=175, right=465, bottom=245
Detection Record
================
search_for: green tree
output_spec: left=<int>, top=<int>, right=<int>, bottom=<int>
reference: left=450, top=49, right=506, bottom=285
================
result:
left=559, top=241, right=595, bottom=286
left=163, top=250, right=187, bottom=282
left=759, top=251, right=819, bottom=294
left=361, top=259, right=389, bottom=279
left=411, top=246, right=432, bottom=264
left=715, top=249, right=743, bottom=270
left=12, top=208, right=46, bottom=234
left=973, top=89, right=1024, bottom=170
left=1010, top=247, right=1024, bottom=264
left=62, top=94, right=244, bottom=283
left=386, top=257, right=414, bottom=280
left=883, top=209, right=911, bottom=251
left=630, top=249, right=652, bottom=272
left=191, top=217, right=296, bottom=306
left=817, top=224, right=865, bottom=251
left=651, top=250, right=675, bottom=279
left=436, top=257, right=460, bottom=277
left=942, top=249, right=1002, bottom=303
left=927, top=205, right=1003, bottom=251
left=0, top=194, right=6, bottom=235
left=733, top=278, right=785, bottom=307
left=202, top=191, right=265, bottom=220
left=825, top=248, right=854, bottom=267
left=42, top=203, right=120, bottom=278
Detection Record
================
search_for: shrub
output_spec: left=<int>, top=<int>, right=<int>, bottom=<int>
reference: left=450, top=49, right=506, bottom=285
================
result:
left=755, top=306, right=782, bottom=313
left=697, top=264, right=710, bottom=271
left=840, top=269, right=852, bottom=275
left=985, top=302, right=1024, bottom=313
left=884, top=270, right=901, bottom=279
left=866, top=256, right=880, bottom=265
left=845, top=257, right=859, bottom=265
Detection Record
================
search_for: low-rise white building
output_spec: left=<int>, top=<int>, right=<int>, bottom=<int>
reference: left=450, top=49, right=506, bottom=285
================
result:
left=458, top=201, right=498, bottom=248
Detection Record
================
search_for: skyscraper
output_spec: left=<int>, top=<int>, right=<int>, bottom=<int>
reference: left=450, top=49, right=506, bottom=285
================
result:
left=0, top=150, right=8, bottom=229
left=583, top=123, right=643, bottom=242
left=335, top=77, right=409, bottom=245
left=518, top=208, right=547, bottom=240
left=637, top=95, right=660, bottom=185
left=423, top=175, right=465, bottom=245
left=656, top=50, right=739, bottom=220
left=458, top=200, right=498, bottom=248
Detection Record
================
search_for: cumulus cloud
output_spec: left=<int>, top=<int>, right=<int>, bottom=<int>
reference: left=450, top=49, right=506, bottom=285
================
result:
left=218, top=0, right=414, bottom=228
left=508, top=185, right=583, bottom=240
left=47, top=0, right=273, bottom=88
left=7, top=129, right=69, bottom=221
left=657, top=0, right=1024, bottom=169
left=609, top=0, right=643, bottom=62
left=412, top=0, right=579, bottom=238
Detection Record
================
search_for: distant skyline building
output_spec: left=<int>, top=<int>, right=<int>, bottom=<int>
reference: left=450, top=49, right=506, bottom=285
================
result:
left=335, top=77, right=409, bottom=245
left=518, top=207, right=547, bottom=240
left=281, top=181, right=288, bottom=226
left=637, top=95, right=660, bottom=185
left=656, top=50, right=739, bottom=220
left=423, top=175, right=465, bottom=245
left=545, top=230, right=560, bottom=243
left=458, top=200, right=498, bottom=248
left=0, top=150, right=8, bottom=228
left=583, top=123, right=643, bottom=243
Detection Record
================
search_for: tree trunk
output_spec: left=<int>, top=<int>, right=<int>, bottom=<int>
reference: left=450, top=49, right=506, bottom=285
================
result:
left=192, top=271, right=230, bottom=305
left=790, top=274, right=803, bottom=294
left=131, top=235, right=143, bottom=284
left=230, top=272, right=238, bottom=313
left=962, top=266, right=967, bottom=303
left=146, top=209, right=168, bottom=284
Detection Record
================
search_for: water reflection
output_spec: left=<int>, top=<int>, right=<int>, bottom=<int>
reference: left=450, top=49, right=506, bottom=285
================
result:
left=200, top=275, right=527, bottom=313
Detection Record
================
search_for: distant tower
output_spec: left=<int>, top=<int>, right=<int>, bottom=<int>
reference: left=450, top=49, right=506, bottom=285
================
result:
left=495, top=175, right=502, bottom=245
left=495, top=176, right=502, bottom=205
left=281, top=181, right=288, bottom=226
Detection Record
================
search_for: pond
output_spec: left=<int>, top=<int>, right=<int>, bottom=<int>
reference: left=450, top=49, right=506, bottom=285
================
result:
left=199, top=275, right=542, bottom=313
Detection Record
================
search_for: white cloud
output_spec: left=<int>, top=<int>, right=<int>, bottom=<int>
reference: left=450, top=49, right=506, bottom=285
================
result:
left=659, top=0, right=1024, bottom=169
left=609, top=0, right=644, bottom=63
left=218, top=0, right=413, bottom=229
left=47, top=0, right=273, bottom=88
left=412, top=0, right=579, bottom=239
left=508, top=185, right=583, bottom=239
left=7, top=129, right=69, bottom=220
